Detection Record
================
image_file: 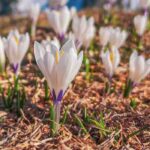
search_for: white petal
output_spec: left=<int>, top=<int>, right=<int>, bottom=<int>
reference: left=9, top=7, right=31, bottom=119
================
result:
left=140, top=59, right=150, bottom=81
left=101, top=50, right=113, bottom=77
left=134, top=55, right=145, bottom=82
left=18, top=33, right=30, bottom=63
left=113, top=48, right=120, bottom=71
left=60, top=6, right=71, bottom=34
left=129, top=51, right=138, bottom=81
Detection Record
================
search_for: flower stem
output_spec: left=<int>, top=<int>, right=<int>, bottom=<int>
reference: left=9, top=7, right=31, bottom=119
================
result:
left=31, top=23, right=36, bottom=38
left=49, top=102, right=61, bottom=135
left=14, top=75, right=19, bottom=92
left=105, top=76, right=112, bottom=94
left=54, top=102, right=61, bottom=132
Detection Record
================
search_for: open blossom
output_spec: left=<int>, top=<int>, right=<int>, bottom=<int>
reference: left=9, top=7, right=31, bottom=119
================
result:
left=129, top=51, right=150, bottom=84
left=3, top=29, right=30, bottom=75
left=133, top=14, right=148, bottom=36
left=101, top=48, right=120, bottom=77
left=34, top=39, right=83, bottom=104
left=49, top=0, right=67, bottom=9
left=72, top=15, right=95, bottom=49
left=0, top=37, right=5, bottom=72
left=46, top=6, right=71, bottom=39
left=139, top=0, right=150, bottom=9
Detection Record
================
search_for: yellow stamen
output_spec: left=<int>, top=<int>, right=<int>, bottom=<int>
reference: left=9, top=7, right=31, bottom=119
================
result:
left=14, top=36, right=19, bottom=45
left=55, top=50, right=64, bottom=64
left=55, top=51, right=59, bottom=64
left=110, top=51, right=114, bottom=63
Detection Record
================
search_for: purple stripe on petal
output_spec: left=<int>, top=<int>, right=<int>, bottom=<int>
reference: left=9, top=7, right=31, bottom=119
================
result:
left=52, top=89, right=56, bottom=102
left=53, top=90, right=64, bottom=105
left=12, top=64, right=19, bottom=74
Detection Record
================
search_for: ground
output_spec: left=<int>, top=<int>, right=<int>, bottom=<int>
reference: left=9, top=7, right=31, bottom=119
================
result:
left=0, top=8, right=150, bottom=150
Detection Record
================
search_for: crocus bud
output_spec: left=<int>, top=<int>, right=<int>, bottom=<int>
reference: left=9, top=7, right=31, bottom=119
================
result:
left=99, top=27, right=112, bottom=47
left=29, top=3, right=40, bottom=24
left=133, top=14, right=148, bottom=36
left=129, top=51, right=150, bottom=84
left=109, top=27, right=128, bottom=49
left=28, top=3, right=40, bottom=37
left=3, top=29, right=30, bottom=76
left=72, top=15, right=95, bottom=49
left=46, top=6, right=71, bottom=40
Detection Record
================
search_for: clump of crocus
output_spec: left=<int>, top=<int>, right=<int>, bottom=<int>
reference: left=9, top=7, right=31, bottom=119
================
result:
left=3, top=29, right=30, bottom=77
left=46, top=6, right=71, bottom=42
left=99, top=27, right=128, bottom=51
left=0, top=37, right=5, bottom=72
left=28, top=3, right=40, bottom=38
left=133, top=14, right=148, bottom=50
left=124, top=51, right=150, bottom=98
left=101, top=47, right=120, bottom=93
left=72, top=15, right=95, bottom=50
left=34, top=39, right=83, bottom=134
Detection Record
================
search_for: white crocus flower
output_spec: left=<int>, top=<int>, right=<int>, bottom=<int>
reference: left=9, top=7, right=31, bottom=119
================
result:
left=109, top=27, right=128, bottom=49
left=129, top=51, right=150, bottom=84
left=3, top=29, right=30, bottom=76
left=72, top=15, right=95, bottom=49
left=133, top=14, right=148, bottom=36
left=101, top=48, right=120, bottom=78
left=46, top=6, right=71, bottom=40
left=82, top=17, right=96, bottom=48
left=34, top=39, right=83, bottom=102
left=0, top=37, right=5, bottom=72
left=99, top=27, right=112, bottom=47
left=49, top=0, right=67, bottom=9
left=34, top=39, right=83, bottom=130
left=140, top=0, right=150, bottom=9
left=29, top=3, right=40, bottom=37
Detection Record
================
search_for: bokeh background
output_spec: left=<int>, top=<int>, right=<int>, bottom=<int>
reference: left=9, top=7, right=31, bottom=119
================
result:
left=0, top=0, right=144, bottom=15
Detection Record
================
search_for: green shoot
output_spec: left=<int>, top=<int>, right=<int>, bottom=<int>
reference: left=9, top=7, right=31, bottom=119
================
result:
left=123, top=79, right=133, bottom=98
left=74, top=115, right=88, bottom=134
left=61, top=106, right=69, bottom=124
left=130, top=99, right=137, bottom=109
left=83, top=56, right=90, bottom=81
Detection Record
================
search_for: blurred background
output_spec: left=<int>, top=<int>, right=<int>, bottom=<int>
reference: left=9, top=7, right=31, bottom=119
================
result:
left=0, top=0, right=142, bottom=15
